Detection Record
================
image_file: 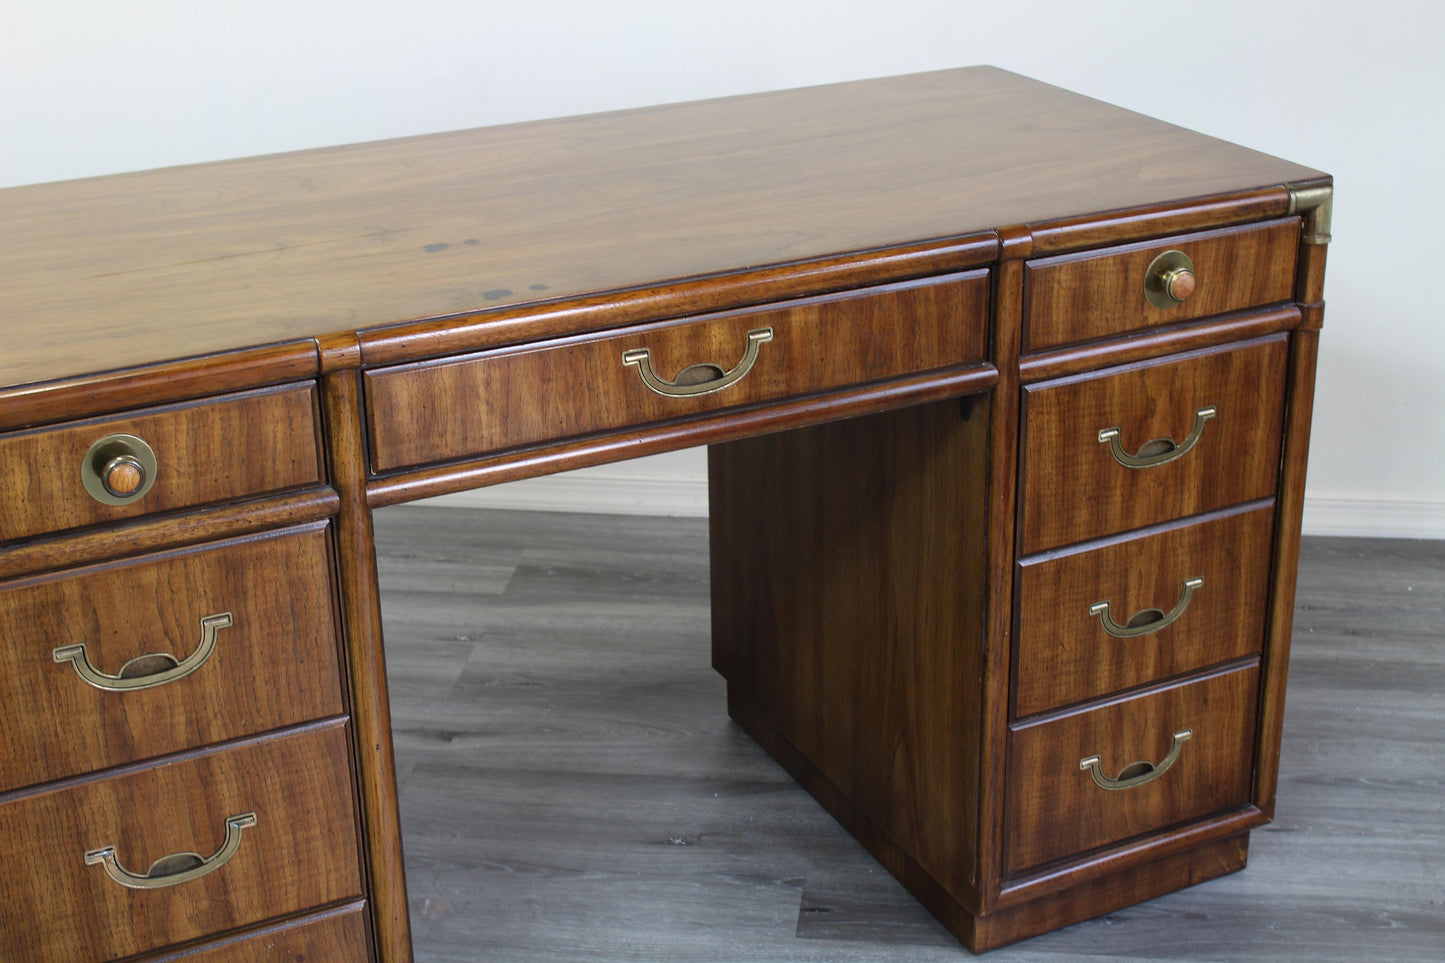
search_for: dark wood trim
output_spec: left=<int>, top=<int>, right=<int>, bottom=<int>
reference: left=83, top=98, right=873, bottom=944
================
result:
left=1018, top=305, right=1301, bottom=383
left=0, top=488, right=338, bottom=582
left=977, top=259, right=1025, bottom=908
left=366, top=365, right=998, bottom=508
left=356, top=235, right=999, bottom=367
left=1025, top=186, right=1292, bottom=255
left=0, top=340, right=319, bottom=433
left=1254, top=328, right=1321, bottom=817
left=320, top=368, right=412, bottom=963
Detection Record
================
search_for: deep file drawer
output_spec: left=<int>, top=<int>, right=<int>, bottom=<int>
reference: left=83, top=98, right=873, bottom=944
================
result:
left=1019, top=336, right=1288, bottom=553
left=1004, top=662, right=1259, bottom=874
left=0, top=722, right=362, bottom=963
left=364, top=272, right=990, bottom=473
left=0, top=523, right=344, bottom=792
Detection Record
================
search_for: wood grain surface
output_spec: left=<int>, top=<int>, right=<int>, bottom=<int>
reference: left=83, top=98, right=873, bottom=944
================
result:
left=1014, top=501, right=1275, bottom=717
left=1019, top=335, right=1288, bottom=553
left=0, top=722, right=361, bottom=963
left=374, top=507, right=1444, bottom=962
left=0, top=524, right=342, bottom=792
left=143, top=903, right=370, bottom=962
left=0, top=384, right=323, bottom=543
left=1023, top=218, right=1299, bottom=350
left=709, top=398, right=991, bottom=909
left=365, top=273, right=988, bottom=473
left=0, top=67, right=1322, bottom=390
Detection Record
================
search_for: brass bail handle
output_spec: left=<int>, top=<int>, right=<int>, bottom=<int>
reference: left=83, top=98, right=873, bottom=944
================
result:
left=53, top=612, right=233, bottom=692
left=1080, top=730, right=1193, bottom=791
left=622, top=327, right=774, bottom=398
left=85, top=812, right=258, bottom=890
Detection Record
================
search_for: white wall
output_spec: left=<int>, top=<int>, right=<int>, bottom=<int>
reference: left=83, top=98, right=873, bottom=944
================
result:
left=4, top=1, right=1441, bottom=536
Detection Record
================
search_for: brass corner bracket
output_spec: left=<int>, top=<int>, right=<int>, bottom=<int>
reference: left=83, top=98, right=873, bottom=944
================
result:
left=1288, top=185, right=1333, bottom=245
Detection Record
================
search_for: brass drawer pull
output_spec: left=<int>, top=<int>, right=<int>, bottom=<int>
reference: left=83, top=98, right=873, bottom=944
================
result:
left=1089, top=577, right=1203, bottom=638
left=81, top=433, right=159, bottom=505
left=85, top=812, right=257, bottom=890
left=622, top=327, right=774, bottom=397
left=52, top=612, right=232, bottom=692
left=1080, top=729, right=1193, bottom=791
left=1098, top=405, right=1216, bottom=468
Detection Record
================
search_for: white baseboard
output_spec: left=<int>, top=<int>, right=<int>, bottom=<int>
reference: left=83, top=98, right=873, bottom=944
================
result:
left=415, top=472, right=710, bottom=517
left=415, top=480, right=1445, bottom=540
left=1301, top=494, right=1445, bottom=539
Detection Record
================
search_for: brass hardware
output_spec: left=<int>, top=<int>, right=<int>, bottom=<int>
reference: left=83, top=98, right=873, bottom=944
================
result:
left=622, top=327, right=773, bottom=397
left=1098, top=406, right=1216, bottom=468
left=53, top=612, right=232, bottom=691
left=1080, top=730, right=1193, bottom=791
left=1289, top=184, right=1333, bottom=245
left=85, top=812, right=257, bottom=890
left=1144, top=250, right=1197, bottom=309
left=81, top=433, right=158, bottom=505
left=1090, top=577, right=1204, bottom=638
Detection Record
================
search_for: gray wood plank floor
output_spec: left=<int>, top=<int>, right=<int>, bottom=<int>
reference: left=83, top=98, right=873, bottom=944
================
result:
left=375, top=507, right=1445, bottom=962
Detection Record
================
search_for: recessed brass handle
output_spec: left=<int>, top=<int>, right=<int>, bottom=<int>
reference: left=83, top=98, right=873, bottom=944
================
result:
left=622, top=327, right=774, bottom=398
left=52, top=612, right=232, bottom=692
left=1144, top=250, right=1197, bottom=309
left=1080, top=730, right=1193, bottom=791
left=81, top=433, right=158, bottom=505
left=1089, top=577, right=1203, bottom=638
left=85, top=812, right=257, bottom=890
left=1098, top=406, right=1216, bottom=469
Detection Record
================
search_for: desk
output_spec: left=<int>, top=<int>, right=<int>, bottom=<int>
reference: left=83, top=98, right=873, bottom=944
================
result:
left=0, top=67, right=1330, bottom=960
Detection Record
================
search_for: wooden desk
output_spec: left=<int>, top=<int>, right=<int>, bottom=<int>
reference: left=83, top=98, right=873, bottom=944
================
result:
left=0, top=67, right=1330, bottom=960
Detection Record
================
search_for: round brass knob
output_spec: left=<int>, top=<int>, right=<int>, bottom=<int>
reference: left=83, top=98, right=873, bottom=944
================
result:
left=1144, top=250, right=1197, bottom=310
left=81, top=434, right=158, bottom=505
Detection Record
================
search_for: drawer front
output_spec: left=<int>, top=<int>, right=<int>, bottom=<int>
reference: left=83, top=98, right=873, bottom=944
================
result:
left=1020, top=336, right=1287, bottom=553
left=0, top=723, right=361, bottom=963
left=147, top=904, right=369, bottom=961
left=365, top=272, right=989, bottom=473
left=0, top=524, right=344, bottom=792
left=1023, top=218, right=1299, bottom=351
left=0, top=383, right=323, bottom=543
left=1004, top=662, right=1259, bottom=874
left=1015, top=504, right=1275, bottom=717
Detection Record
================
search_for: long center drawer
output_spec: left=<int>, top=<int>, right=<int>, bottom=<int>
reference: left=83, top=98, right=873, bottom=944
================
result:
left=363, top=272, right=989, bottom=473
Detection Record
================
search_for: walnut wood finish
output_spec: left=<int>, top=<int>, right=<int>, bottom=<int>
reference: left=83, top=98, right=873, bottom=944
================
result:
left=0, top=68, right=1322, bottom=393
left=710, top=397, right=991, bottom=908
left=1005, top=661, right=1259, bottom=874
left=0, top=722, right=361, bottom=963
left=321, top=367, right=412, bottom=962
left=0, top=384, right=323, bottom=544
left=1014, top=501, right=1275, bottom=716
left=143, top=903, right=370, bottom=962
left=365, top=273, right=988, bottom=473
left=0, top=524, right=342, bottom=791
left=1023, top=218, right=1299, bottom=351
left=1019, top=336, right=1289, bottom=553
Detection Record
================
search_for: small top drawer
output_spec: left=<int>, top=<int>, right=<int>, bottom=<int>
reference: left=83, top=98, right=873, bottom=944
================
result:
left=364, top=272, right=990, bottom=473
left=1019, top=336, right=1288, bottom=553
left=1022, top=218, right=1299, bottom=352
left=0, top=384, right=324, bottom=543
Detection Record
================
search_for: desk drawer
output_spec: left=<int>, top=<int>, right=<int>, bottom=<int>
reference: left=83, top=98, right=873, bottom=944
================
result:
left=0, top=384, right=324, bottom=543
left=364, top=272, right=989, bottom=473
left=1019, top=336, right=1287, bottom=553
left=147, top=904, right=370, bottom=962
left=1004, top=662, right=1258, bottom=874
left=0, top=524, right=343, bottom=792
left=0, top=722, right=361, bottom=963
left=1014, top=504, right=1274, bottom=717
left=1023, top=218, right=1299, bottom=351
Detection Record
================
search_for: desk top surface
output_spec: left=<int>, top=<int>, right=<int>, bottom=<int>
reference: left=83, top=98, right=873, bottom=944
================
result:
left=0, top=66, right=1322, bottom=393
